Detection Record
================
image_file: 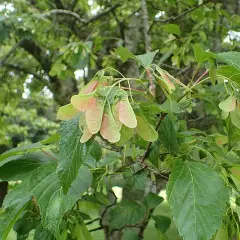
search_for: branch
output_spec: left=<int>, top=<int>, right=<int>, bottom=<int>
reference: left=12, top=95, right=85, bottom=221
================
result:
left=149, top=0, right=212, bottom=32
left=141, top=0, right=151, bottom=52
left=3, top=63, right=50, bottom=87
left=79, top=3, right=122, bottom=29
left=86, top=218, right=100, bottom=225
left=89, top=226, right=103, bottom=232
left=44, top=9, right=87, bottom=23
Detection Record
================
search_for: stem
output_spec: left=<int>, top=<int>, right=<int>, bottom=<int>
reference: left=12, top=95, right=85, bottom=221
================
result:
left=193, top=70, right=209, bottom=85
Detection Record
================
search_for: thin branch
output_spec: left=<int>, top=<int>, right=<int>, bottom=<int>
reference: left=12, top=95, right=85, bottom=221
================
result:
left=86, top=218, right=100, bottom=225
left=89, top=226, right=103, bottom=232
left=121, top=8, right=141, bottom=24
left=79, top=3, right=122, bottom=29
left=44, top=9, right=87, bottom=23
left=141, top=0, right=151, bottom=52
left=2, top=63, right=50, bottom=87
left=149, top=0, right=212, bottom=32
left=193, top=70, right=209, bottom=85
left=99, top=190, right=117, bottom=228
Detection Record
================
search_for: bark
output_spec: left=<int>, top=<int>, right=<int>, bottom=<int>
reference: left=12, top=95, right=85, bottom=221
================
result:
left=141, top=0, right=151, bottom=52
left=19, top=39, right=78, bottom=105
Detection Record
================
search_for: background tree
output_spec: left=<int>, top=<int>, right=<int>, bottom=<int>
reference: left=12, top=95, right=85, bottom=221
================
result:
left=0, top=0, right=240, bottom=239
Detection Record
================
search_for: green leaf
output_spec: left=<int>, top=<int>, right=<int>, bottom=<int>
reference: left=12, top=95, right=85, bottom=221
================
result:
left=57, top=104, right=79, bottom=120
left=122, top=229, right=140, bottom=240
left=90, top=140, right=102, bottom=161
left=163, top=24, right=180, bottom=36
left=135, top=50, right=159, bottom=68
left=117, top=125, right=134, bottom=146
left=57, top=115, right=93, bottom=193
left=14, top=211, right=40, bottom=240
left=0, top=152, right=53, bottom=181
left=152, top=215, right=171, bottom=233
left=109, top=200, right=146, bottom=230
left=136, top=116, right=158, bottom=142
left=2, top=161, right=92, bottom=237
left=159, top=116, right=179, bottom=153
left=126, top=170, right=149, bottom=190
left=214, top=225, right=228, bottom=240
left=230, top=108, right=240, bottom=129
left=71, top=223, right=93, bottom=240
left=0, top=197, right=30, bottom=240
left=193, top=44, right=215, bottom=64
left=217, top=65, right=240, bottom=84
left=115, top=46, right=136, bottom=62
left=115, top=46, right=158, bottom=68
left=0, top=142, right=43, bottom=162
left=217, top=51, right=240, bottom=70
left=143, top=192, right=164, bottom=209
left=167, top=161, right=228, bottom=240
left=34, top=224, right=55, bottom=240
left=209, top=67, right=216, bottom=85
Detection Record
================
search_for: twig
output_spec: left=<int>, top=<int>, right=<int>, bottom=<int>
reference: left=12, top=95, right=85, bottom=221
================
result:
left=86, top=218, right=100, bottom=225
left=141, top=0, right=151, bottom=52
left=99, top=191, right=117, bottom=226
left=193, top=70, right=209, bottom=86
left=89, top=226, right=103, bottom=232
left=149, top=0, right=212, bottom=32
left=79, top=3, right=122, bottom=29
left=44, top=9, right=87, bottom=23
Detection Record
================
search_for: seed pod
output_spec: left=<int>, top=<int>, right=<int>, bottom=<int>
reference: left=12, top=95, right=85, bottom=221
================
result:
left=57, top=104, right=78, bottom=120
left=79, top=115, right=93, bottom=143
left=86, top=98, right=105, bottom=134
left=100, top=104, right=121, bottom=143
left=117, top=97, right=137, bottom=128
left=81, top=80, right=98, bottom=94
left=156, top=67, right=176, bottom=94
left=71, top=94, right=95, bottom=112
left=219, top=96, right=236, bottom=112
left=112, top=103, right=122, bottom=130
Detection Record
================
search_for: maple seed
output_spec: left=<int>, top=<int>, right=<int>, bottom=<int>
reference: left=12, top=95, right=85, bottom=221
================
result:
left=218, top=96, right=236, bottom=112
left=86, top=98, right=105, bottom=134
left=117, top=99, right=137, bottom=128
left=100, top=111, right=121, bottom=143
left=81, top=80, right=98, bottom=94
left=71, top=94, right=95, bottom=112
left=57, top=104, right=78, bottom=120
left=79, top=115, right=93, bottom=143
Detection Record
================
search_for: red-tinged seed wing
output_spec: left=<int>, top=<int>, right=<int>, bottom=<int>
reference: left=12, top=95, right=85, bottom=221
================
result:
left=100, top=106, right=120, bottom=143
left=71, top=94, right=94, bottom=112
left=219, top=96, right=236, bottom=112
left=86, top=98, right=105, bottom=134
left=81, top=80, right=98, bottom=94
left=112, top=103, right=122, bottom=130
left=136, top=116, right=158, bottom=142
left=79, top=114, right=93, bottom=143
left=117, top=99, right=137, bottom=128
left=57, top=104, right=79, bottom=120
left=80, top=127, right=93, bottom=143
